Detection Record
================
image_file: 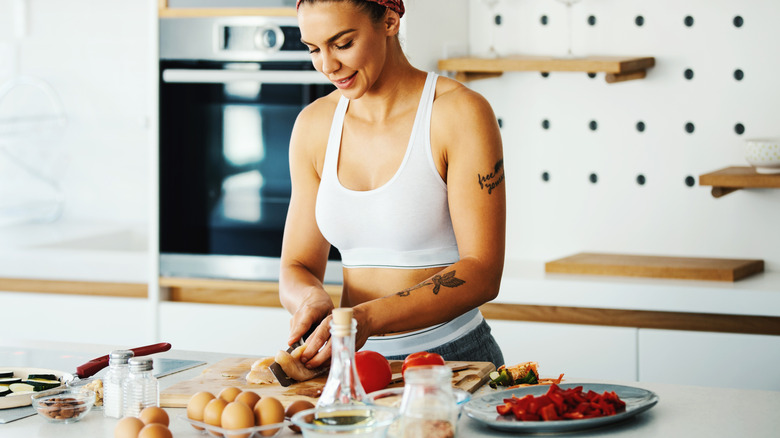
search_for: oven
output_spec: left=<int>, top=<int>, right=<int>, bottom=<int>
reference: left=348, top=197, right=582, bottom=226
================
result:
left=159, top=16, right=341, bottom=282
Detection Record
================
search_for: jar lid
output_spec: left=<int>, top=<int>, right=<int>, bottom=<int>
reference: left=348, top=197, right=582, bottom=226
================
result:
left=108, top=350, right=134, bottom=365
left=128, top=357, right=154, bottom=372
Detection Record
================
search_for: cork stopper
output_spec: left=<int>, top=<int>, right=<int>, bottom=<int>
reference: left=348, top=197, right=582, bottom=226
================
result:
left=332, top=307, right=353, bottom=328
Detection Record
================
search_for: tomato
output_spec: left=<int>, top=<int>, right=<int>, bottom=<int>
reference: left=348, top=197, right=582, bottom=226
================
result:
left=354, top=350, right=392, bottom=394
left=401, top=351, right=446, bottom=379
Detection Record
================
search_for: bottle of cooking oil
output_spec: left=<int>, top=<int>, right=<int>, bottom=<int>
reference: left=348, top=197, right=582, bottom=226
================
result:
left=315, top=307, right=371, bottom=425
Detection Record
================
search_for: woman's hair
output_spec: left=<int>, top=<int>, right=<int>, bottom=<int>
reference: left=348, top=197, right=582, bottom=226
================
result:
left=297, top=0, right=389, bottom=23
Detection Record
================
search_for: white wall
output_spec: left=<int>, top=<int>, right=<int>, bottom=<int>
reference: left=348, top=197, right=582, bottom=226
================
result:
left=462, top=0, right=780, bottom=269
left=0, top=0, right=152, bottom=225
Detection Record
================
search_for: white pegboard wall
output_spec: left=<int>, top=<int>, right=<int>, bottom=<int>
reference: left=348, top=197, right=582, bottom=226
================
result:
left=462, top=0, right=780, bottom=268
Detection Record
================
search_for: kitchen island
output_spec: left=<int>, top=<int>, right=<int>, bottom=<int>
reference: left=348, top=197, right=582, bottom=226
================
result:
left=2, top=341, right=778, bottom=438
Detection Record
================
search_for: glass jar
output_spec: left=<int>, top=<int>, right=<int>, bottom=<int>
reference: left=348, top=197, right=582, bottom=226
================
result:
left=316, top=307, right=369, bottom=408
left=103, top=349, right=134, bottom=418
left=122, top=357, right=159, bottom=417
left=399, top=365, right=457, bottom=438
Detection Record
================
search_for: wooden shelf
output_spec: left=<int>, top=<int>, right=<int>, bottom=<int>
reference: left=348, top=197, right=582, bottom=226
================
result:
left=699, top=166, right=780, bottom=198
left=438, top=55, right=655, bottom=84
left=157, top=0, right=295, bottom=18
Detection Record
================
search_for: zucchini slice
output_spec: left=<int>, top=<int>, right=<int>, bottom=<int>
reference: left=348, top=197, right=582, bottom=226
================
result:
left=0, top=384, right=10, bottom=396
left=9, top=383, right=35, bottom=393
left=24, top=379, right=61, bottom=391
left=27, top=373, right=58, bottom=381
left=0, top=377, right=22, bottom=384
left=0, top=370, right=14, bottom=378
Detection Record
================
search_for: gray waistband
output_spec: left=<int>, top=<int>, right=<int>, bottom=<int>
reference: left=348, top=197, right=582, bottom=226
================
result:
left=362, top=308, right=483, bottom=357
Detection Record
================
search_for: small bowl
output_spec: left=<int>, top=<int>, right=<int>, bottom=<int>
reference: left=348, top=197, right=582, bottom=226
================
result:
left=291, top=405, right=399, bottom=438
left=31, top=387, right=94, bottom=424
left=745, top=138, right=780, bottom=173
left=367, top=387, right=471, bottom=419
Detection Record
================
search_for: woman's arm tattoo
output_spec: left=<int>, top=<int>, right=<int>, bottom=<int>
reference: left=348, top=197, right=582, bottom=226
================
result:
left=396, top=270, right=466, bottom=297
left=477, top=159, right=505, bottom=194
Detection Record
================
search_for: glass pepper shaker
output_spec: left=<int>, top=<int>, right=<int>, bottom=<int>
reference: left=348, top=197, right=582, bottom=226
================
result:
left=399, top=365, right=457, bottom=438
left=317, top=307, right=369, bottom=408
left=103, top=349, right=134, bottom=418
left=122, top=357, right=159, bottom=417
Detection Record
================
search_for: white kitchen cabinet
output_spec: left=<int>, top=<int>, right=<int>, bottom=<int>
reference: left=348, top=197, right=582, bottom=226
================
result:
left=0, top=291, right=149, bottom=346
left=158, top=302, right=291, bottom=356
left=638, top=329, right=780, bottom=391
left=488, top=319, right=638, bottom=381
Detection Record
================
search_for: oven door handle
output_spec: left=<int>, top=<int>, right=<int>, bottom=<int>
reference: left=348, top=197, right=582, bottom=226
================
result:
left=161, top=69, right=332, bottom=85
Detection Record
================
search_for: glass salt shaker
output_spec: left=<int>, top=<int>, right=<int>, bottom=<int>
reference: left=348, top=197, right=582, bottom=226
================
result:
left=122, top=357, right=159, bottom=417
left=317, top=307, right=369, bottom=408
left=399, top=365, right=457, bottom=438
left=103, top=349, right=134, bottom=418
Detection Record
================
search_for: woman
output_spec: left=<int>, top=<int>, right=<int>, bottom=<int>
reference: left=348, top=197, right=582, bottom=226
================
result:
left=279, top=0, right=506, bottom=369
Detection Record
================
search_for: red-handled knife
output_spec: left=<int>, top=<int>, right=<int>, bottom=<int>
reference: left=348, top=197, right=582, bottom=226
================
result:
left=75, top=342, right=172, bottom=379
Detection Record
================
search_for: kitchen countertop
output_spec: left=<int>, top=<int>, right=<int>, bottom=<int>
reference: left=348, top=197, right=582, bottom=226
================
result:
left=2, top=221, right=779, bottom=319
left=1, top=340, right=779, bottom=438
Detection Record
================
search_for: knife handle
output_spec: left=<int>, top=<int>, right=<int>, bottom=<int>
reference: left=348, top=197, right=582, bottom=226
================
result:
left=76, top=342, right=172, bottom=378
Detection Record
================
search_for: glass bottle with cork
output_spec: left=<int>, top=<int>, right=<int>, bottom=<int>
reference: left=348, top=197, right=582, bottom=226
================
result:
left=316, top=307, right=370, bottom=423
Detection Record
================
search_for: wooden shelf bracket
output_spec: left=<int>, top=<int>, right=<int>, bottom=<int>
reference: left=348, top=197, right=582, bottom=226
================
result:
left=699, top=166, right=780, bottom=198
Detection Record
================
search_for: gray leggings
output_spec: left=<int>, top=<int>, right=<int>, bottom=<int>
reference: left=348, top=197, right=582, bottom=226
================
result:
left=385, top=319, right=505, bottom=368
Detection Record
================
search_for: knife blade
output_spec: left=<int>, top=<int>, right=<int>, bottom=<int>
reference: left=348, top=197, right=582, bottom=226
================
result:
left=270, top=327, right=316, bottom=387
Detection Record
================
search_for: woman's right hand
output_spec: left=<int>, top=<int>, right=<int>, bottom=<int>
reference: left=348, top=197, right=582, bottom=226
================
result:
left=287, top=288, right=334, bottom=361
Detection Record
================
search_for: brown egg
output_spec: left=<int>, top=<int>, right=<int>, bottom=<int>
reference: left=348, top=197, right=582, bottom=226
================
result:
left=203, top=397, right=228, bottom=437
left=218, top=386, right=243, bottom=403
left=285, top=400, right=315, bottom=433
left=138, top=423, right=173, bottom=438
left=187, top=391, right=216, bottom=430
left=234, top=391, right=261, bottom=410
left=221, top=401, right=255, bottom=438
left=139, top=406, right=170, bottom=426
left=254, top=396, right=285, bottom=437
left=114, top=416, right=145, bottom=438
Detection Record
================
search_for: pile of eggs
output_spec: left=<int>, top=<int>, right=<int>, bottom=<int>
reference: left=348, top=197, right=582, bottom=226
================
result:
left=114, top=406, right=172, bottom=438
left=187, top=386, right=315, bottom=436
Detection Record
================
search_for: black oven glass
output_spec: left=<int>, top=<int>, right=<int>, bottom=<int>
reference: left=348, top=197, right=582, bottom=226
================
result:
left=159, top=61, right=338, bottom=260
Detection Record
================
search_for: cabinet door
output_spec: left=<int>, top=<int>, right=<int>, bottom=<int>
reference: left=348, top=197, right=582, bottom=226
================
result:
left=638, top=329, right=780, bottom=391
left=0, top=291, right=148, bottom=346
left=488, top=320, right=638, bottom=381
left=159, top=302, right=291, bottom=355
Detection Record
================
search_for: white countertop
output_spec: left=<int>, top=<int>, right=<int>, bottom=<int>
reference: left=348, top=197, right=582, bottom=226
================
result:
left=1, top=341, right=779, bottom=438
left=1, top=221, right=779, bottom=317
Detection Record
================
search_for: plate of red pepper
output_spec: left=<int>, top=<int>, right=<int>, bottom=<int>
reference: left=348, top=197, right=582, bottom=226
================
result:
left=464, top=383, right=659, bottom=433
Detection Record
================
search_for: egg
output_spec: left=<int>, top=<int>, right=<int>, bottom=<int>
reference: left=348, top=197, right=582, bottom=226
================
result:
left=203, top=397, right=228, bottom=437
left=114, top=416, right=145, bottom=438
left=254, top=396, right=285, bottom=437
left=218, top=386, right=243, bottom=403
left=138, top=423, right=173, bottom=438
left=139, top=406, right=170, bottom=426
left=285, top=400, right=315, bottom=433
left=221, top=401, right=255, bottom=438
left=234, top=391, right=261, bottom=410
left=187, top=391, right=216, bottom=430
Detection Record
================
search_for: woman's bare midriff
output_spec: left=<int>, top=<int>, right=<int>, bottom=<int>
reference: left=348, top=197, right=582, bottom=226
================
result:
left=340, top=265, right=443, bottom=335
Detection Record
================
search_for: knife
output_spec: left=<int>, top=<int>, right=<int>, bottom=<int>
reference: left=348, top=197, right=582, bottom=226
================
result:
left=75, top=342, right=172, bottom=379
left=270, top=327, right=317, bottom=387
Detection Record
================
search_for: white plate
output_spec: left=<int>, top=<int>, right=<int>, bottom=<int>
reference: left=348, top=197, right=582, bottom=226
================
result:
left=0, top=367, right=72, bottom=409
left=464, top=383, right=659, bottom=433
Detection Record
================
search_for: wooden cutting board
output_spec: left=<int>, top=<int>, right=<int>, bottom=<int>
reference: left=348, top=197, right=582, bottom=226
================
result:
left=545, top=252, right=764, bottom=282
left=160, top=357, right=495, bottom=408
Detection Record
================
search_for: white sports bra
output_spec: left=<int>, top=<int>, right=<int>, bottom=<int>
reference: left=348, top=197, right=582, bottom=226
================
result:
left=315, top=72, right=459, bottom=269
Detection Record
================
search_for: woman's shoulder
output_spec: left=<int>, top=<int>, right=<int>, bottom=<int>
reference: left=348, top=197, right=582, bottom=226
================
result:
left=432, top=75, right=496, bottom=127
left=433, top=75, right=494, bottom=117
left=297, top=89, right=343, bottom=125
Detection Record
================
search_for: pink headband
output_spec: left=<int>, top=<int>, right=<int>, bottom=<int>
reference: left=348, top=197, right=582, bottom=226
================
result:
left=296, top=0, right=405, bottom=18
